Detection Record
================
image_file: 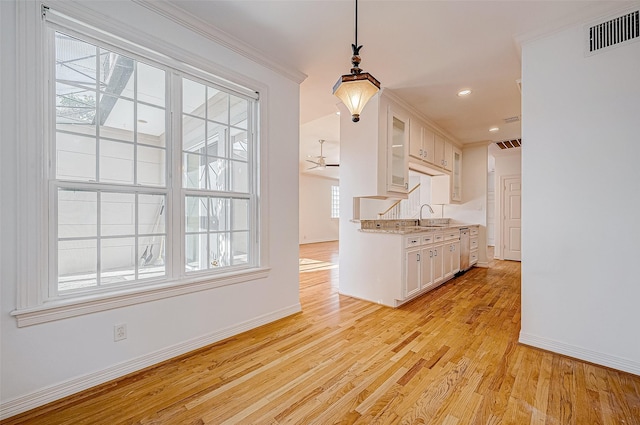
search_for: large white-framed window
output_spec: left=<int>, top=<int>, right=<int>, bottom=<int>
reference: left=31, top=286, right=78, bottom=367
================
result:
left=12, top=4, right=266, bottom=326
left=331, top=185, right=340, bottom=219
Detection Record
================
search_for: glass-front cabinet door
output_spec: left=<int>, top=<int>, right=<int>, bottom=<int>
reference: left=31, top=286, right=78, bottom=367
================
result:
left=387, top=107, right=409, bottom=194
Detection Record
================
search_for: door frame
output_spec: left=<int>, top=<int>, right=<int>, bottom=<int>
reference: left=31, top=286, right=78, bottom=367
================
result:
left=496, top=174, right=521, bottom=260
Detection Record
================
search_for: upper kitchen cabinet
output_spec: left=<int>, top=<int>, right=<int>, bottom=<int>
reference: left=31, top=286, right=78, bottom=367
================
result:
left=434, top=134, right=454, bottom=171
left=388, top=107, right=410, bottom=194
left=409, top=119, right=435, bottom=165
left=339, top=89, right=409, bottom=199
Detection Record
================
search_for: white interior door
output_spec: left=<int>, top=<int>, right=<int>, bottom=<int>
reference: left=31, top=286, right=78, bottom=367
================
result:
left=503, top=176, right=521, bottom=261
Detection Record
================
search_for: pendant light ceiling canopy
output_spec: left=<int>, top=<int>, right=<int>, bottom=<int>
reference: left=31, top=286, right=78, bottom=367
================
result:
left=333, top=0, right=380, bottom=123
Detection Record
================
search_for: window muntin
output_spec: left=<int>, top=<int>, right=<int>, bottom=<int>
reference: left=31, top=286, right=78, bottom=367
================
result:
left=51, top=28, right=258, bottom=297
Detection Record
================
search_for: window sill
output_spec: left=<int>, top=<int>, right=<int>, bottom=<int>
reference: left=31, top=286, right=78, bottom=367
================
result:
left=11, top=267, right=271, bottom=327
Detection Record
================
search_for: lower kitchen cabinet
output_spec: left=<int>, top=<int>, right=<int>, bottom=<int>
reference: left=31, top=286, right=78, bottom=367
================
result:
left=404, top=248, right=422, bottom=298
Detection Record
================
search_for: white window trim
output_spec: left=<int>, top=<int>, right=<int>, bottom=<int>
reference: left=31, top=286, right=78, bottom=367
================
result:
left=11, top=2, right=271, bottom=327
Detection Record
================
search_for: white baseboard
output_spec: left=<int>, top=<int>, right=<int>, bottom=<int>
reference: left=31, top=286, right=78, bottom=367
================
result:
left=300, top=238, right=338, bottom=245
left=0, top=304, right=301, bottom=420
left=519, top=332, right=640, bottom=376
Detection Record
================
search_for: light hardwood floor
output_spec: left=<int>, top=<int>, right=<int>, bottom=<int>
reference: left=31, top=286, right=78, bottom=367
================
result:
left=3, top=241, right=640, bottom=424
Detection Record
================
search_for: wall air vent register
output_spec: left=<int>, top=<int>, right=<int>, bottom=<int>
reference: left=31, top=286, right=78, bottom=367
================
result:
left=587, top=9, right=639, bottom=55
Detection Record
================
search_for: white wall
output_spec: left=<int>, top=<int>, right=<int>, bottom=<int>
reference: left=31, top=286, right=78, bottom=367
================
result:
left=299, top=173, right=339, bottom=244
left=1, top=0, right=302, bottom=417
left=492, top=148, right=522, bottom=259
left=520, top=15, right=640, bottom=374
left=442, top=144, right=489, bottom=266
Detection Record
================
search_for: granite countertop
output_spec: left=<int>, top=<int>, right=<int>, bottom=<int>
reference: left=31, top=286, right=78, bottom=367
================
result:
left=358, top=220, right=477, bottom=235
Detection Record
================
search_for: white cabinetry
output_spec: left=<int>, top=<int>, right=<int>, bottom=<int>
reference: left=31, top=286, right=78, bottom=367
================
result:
left=435, top=134, right=453, bottom=171
left=409, top=119, right=435, bottom=165
left=452, top=147, right=462, bottom=202
left=469, top=226, right=479, bottom=266
left=443, top=229, right=461, bottom=279
left=388, top=107, right=409, bottom=194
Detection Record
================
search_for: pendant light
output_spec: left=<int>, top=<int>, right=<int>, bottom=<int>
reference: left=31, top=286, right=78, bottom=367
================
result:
left=333, top=0, right=381, bottom=122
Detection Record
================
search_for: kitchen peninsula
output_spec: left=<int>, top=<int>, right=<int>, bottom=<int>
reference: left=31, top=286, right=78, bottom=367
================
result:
left=340, top=219, right=479, bottom=307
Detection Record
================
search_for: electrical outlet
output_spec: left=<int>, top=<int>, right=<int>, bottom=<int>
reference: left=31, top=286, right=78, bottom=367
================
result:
left=114, top=324, right=127, bottom=342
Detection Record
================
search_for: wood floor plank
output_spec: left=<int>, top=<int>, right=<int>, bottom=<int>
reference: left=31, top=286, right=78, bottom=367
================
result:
left=3, top=241, right=640, bottom=425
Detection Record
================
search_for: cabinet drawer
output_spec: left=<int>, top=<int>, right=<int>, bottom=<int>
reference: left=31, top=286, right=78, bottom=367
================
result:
left=444, top=230, right=460, bottom=241
left=470, top=251, right=478, bottom=265
left=470, top=227, right=479, bottom=236
left=433, top=233, right=444, bottom=243
left=421, top=234, right=435, bottom=245
left=470, top=237, right=479, bottom=250
left=405, top=236, right=422, bottom=248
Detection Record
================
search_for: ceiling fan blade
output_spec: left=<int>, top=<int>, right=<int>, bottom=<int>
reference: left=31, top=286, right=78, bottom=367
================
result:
left=326, top=164, right=340, bottom=167
left=306, top=159, right=321, bottom=165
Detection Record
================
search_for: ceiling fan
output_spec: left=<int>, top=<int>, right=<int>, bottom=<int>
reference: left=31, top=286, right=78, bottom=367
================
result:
left=306, top=139, right=339, bottom=170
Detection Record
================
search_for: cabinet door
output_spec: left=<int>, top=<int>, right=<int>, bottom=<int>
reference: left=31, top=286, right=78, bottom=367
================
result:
left=405, top=248, right=421, bottom=298
left=443, top=140, right=453, bottom=171
left=409, top=119, right=423, bottom=160
left=388, top=108, right=409, bottom=194
left=452, top=241, right=461, bottom=274
left=443, top=242, right=453, bottom=279
left=421, top=246, right=433, bottom=289
left=432, top=244, right=444, bottom=284
left=422, top=127, right=435, bottom=164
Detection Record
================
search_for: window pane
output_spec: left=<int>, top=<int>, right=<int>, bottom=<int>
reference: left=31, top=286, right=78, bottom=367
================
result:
left=100, top=95, right=134, bottom=141
left=209, top=233, right=229, bottom=268
left=207, top=121, right=226, bottom=158
left=100, top=140, right=134, bottom=184
left=139, top=194, right=165, bottom=235
left=185, top=196, right=208, bottom=233
left=186, top=233, right=207, bottom=271
left=231, top=231, right=249, bottom=265
left=231, top=129, right=248, bottom=161
left=231, top=199, right=249, bottom=231
left=55, top=33, right=97, bottom=92
left=56, top=83, right=97, bottom=132
left=230, top=160, right=248, bottom=193
left=56, top=132, right=96, bottom=181
left=137, top=103, right=165, bottom=147
left=183, top=78, right=206, bottom=117
left=138, top=236, right=165, bottom=278
left=137, top=62, right=165, bottom=107
left=207, top=158, right=227, bottom=190
left=207, top=88, right=229, bottom=124
left=230, top=95, right=248, bottom=129
left=58, top=239, right=97, bottom=291
left=98, top=48, right=134, bottom=100
left=100, top=237, right=136, bottom=284
left=183, top=153, right=206, bottom=189
left=183, top=116, right=205, bottom=152
left=209, top=198, right=229, bottom=232
left=137, top=146, right=166, bottom=187
left=101, top=192, right=135, bottom=236
left=58, top=189, right=97, bottom=238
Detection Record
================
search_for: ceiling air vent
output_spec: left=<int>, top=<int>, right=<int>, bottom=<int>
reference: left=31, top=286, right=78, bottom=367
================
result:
left=503, top=116, right=520, bottom=124
left=587, top=10, right=639, bottom=55
left=496, top=139, right=521, bottom=149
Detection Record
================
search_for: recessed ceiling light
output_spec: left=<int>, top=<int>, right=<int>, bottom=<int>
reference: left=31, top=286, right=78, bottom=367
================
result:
left=336, top=111, right=341, bottom=115
left=457, top=89, right=472, bottom=97
left=489, top=127, right=499, bottom=132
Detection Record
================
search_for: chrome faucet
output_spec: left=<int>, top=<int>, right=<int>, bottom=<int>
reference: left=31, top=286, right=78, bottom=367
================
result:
left=420, top=204, right=434, bottom=220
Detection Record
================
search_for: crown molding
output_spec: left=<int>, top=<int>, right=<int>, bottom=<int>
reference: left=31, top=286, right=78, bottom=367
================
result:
left=131, top=0, right=307, bottom=84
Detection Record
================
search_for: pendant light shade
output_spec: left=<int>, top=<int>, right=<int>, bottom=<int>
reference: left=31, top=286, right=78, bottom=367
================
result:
left=333, top=0, right=380, bottom=122
left=333, top=73, right=380, bottom=123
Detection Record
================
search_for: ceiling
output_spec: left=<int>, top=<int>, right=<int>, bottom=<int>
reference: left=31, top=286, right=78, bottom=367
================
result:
left=167, top=0, right=634, bottom=178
